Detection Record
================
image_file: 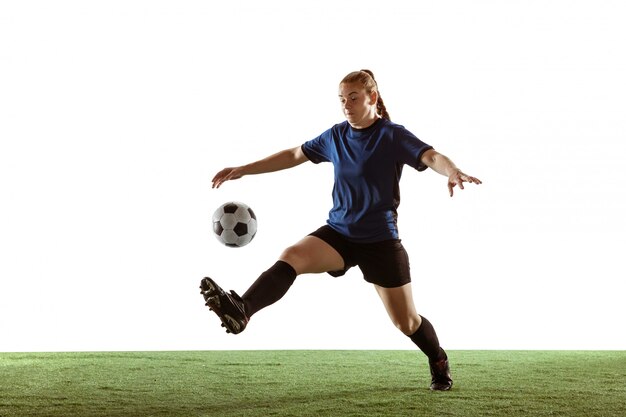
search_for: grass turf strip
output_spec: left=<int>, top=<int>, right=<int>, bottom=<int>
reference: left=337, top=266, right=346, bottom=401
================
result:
left=1, top=350, right=625, bottom=417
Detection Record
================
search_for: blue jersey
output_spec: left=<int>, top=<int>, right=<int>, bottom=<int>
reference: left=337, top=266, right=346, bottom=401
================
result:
left=301, top=118, right=432, bottom=243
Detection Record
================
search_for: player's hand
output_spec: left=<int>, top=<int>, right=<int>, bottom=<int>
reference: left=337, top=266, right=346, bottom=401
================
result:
left=212, top=167, right=244, bottom=189
left=448, top=170, right=482, bottom=197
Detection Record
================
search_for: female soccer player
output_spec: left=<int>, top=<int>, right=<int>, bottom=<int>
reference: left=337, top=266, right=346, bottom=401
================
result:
left=201, top=69, right=481, bottom=391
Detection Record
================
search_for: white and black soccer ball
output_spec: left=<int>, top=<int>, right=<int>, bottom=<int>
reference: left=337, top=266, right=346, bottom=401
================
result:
left=212, top=201, right=257, bottom=247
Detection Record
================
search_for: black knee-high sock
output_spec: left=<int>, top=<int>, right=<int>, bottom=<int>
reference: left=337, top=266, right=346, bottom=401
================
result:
left=242, top=260, right=297, bottom=317
left=409, top=315, right=447, bottom=362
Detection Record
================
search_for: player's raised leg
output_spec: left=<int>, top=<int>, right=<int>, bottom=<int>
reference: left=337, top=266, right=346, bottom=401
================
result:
left=242, top=235, right=345, bottom=316
left=375, top=283, right=453, bottom=390
left=201, top=235, right=345, bottom=333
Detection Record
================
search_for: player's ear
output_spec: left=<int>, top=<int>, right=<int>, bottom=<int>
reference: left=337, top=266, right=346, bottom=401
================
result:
left=369, top=90, right=378, bottom=105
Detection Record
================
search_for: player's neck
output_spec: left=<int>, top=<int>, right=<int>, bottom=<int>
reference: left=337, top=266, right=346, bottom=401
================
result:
left=348, top=115, right=380, bottom=130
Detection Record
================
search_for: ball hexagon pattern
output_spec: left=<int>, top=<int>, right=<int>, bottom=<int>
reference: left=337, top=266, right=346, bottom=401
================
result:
left=212, top=201, right=257, bottom=247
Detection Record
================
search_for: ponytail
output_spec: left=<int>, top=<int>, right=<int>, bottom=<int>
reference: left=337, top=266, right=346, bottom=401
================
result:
left=376, top=95, right=390, bottom=120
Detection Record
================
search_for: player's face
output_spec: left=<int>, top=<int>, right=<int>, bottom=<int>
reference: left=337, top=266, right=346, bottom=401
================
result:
left=339, top=83, right=378, bottom=128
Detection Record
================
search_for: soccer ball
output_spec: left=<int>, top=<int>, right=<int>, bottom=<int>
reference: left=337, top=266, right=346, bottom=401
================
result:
left=212, top=201, right=257, bottom=247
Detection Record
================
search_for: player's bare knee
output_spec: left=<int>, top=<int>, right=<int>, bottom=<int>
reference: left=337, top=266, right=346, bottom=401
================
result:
left=279, top=245, right=307, bottom=273
left=394, top=317, right=420, bottom=336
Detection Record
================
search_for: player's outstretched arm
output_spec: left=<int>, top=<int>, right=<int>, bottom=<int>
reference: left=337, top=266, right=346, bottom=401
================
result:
left=212, top=146, right=309, bottom=189
left=420, top=149, right=482, bottom=197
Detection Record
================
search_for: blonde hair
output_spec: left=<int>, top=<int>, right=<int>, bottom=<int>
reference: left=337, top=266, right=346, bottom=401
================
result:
left=340, top=69, right=390, bottom=120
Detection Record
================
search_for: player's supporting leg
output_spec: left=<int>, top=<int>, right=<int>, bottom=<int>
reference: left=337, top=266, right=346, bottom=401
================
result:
left=242, top=235, right=345, bottom=316
left=375, top=283, right=453, bottom=390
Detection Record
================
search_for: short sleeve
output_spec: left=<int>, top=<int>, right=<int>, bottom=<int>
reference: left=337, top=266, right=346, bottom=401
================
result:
left=301, top=127, right=334, bottom=164
left=394, top=126, right=433, bottom=172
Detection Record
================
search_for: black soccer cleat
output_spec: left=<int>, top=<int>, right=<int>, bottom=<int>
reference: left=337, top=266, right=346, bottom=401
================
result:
left=429, top=357, right=453, bottom=391
left=200, top=277, right=249, bottom=334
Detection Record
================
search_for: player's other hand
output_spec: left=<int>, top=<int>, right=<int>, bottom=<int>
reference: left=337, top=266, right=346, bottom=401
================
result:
left=212, top=167, right=244, bottom=189
left=448, top=170, right=482, bottom=197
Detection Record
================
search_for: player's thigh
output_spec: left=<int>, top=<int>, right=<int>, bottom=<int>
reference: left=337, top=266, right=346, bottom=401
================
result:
left=279, top=235, right=345, bottom=275
left=375, top=283, right=422, bottom=335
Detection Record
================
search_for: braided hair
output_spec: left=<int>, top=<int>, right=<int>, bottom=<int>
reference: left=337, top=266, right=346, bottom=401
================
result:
left=340, top=69, right=390, bottom=120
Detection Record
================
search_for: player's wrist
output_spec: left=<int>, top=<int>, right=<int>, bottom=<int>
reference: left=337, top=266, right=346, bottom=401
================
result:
left=447, top=167, right=461, bottom=178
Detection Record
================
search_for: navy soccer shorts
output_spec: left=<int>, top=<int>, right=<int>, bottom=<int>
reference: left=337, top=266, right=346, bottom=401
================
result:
left=308, top=225, right=411, bottom=288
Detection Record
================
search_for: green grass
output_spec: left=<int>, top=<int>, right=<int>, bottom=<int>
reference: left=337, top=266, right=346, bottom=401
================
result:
left=1, top=350, right=625, bottom=417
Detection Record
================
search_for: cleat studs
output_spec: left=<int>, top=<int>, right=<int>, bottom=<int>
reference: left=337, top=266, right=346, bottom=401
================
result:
left=208, top=296, right=221, bottom=308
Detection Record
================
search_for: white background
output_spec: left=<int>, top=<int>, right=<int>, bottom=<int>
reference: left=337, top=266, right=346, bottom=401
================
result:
left=1, top=0, right=625, bottom=352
